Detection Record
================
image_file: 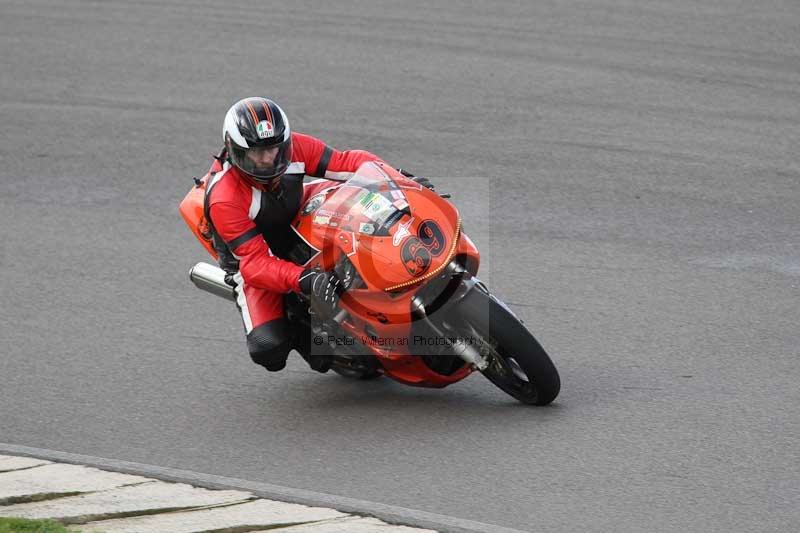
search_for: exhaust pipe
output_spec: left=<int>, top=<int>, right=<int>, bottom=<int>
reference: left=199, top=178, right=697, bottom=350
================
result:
left=189, top=262, right=236, bottom=302
left=190, top=262, right=347, bottom=322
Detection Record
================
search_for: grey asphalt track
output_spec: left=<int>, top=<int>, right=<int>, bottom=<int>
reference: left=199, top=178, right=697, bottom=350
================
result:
left=1, top=1, right=798, bottom=532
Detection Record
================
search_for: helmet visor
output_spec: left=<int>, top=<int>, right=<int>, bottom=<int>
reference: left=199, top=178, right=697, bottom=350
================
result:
left=229, top=137, right=292, bottom=182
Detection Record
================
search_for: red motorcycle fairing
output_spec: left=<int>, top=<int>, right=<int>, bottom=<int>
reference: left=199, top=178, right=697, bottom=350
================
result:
left=294, top=162, right=481, bottom=387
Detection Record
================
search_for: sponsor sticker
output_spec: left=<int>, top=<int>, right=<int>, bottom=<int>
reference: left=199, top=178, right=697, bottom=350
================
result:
left=365, top=194, right=392, bottom=214
left=316, top=208, right=352, bottom=221
left=313, top=215, right=331, bottom=225
left=256, top=120, right=274, bottom=139
left=359, top=191, right=378, bottom=207
left=359, top=222, right=375, bottom=234
left=302, top=194, right=325, bottom=215
left=392, top=217, right=414, bottom=246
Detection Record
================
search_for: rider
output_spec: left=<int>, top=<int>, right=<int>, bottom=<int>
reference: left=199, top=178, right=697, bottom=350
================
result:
left=205, top=97, right=431, bottom=373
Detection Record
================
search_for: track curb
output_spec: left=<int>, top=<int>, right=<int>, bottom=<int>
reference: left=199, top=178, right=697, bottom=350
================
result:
left=0, top=443, right=527, bottom=533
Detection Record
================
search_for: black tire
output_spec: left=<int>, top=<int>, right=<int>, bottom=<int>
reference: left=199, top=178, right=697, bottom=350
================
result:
left=456, top=286, right=560, bottom=405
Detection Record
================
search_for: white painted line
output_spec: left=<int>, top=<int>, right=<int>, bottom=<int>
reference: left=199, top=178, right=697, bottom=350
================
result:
left=0, top=464, right=150, bottom=500
left=0, top=456, right=51, bottom=472
left=80, top=499, right=346, bottom=533
left=0, top=481, right=252, bottom=521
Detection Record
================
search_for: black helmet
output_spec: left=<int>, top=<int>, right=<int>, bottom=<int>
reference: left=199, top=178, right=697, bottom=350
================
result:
left=222, top=97, right=292, bottom=183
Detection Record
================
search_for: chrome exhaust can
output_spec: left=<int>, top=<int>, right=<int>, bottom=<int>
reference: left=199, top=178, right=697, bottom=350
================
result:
left=189, top=262, right=236, bottom=302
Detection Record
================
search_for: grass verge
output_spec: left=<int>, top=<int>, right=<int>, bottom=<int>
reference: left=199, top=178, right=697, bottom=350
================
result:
left=0, top=517, right=77, bottom=532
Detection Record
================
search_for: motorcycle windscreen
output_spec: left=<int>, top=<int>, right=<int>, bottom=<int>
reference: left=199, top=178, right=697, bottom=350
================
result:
left=319, top=163, right=410, bottom=237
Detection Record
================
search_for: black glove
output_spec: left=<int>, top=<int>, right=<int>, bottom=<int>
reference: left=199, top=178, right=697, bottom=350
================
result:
left=397, top=168, right=435, bottom=191
left=299, top=268, right=342, bottom=317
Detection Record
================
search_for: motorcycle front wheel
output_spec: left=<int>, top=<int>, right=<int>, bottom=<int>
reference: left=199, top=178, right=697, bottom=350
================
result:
left=456, top=285, right=560, bottom=405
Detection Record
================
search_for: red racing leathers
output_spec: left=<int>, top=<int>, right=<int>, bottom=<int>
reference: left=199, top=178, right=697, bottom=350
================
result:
left=204, top=132, right=384, bottom=332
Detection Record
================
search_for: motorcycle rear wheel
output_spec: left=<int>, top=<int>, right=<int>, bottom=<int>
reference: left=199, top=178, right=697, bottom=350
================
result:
left=457, top=286, right=560, bottom=405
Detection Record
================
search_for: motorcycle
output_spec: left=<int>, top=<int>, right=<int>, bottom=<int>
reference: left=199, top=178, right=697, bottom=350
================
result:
left=180, top=160, right=560, bottom=405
